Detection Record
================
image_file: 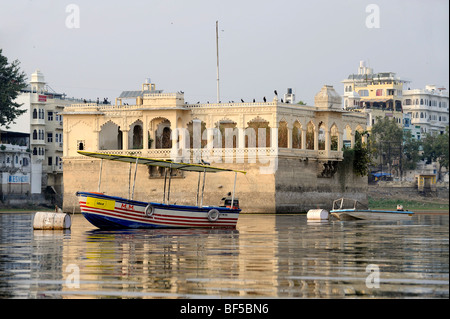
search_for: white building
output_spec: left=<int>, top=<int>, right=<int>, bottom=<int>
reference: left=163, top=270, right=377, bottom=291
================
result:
left=402, top=85, right=449, bottom=139
left=1, top=69, right=95, bottom=199
left=0, top=132, right=31, bottom=201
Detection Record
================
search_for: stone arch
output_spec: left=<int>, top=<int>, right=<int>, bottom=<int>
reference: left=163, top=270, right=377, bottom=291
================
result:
left=330, top=123, right=339, bottom=151
left=99, top=120, right=121, bottom=150
left=292, top=120, right=302, bottom=149
left=318, top=122, right=326, bottom=150
left=129, top=119, right=143, bottom=149
left=215, top=118, right=237, bottom=148
left=149, top=117, right=171, bottom=149
left=306, top=121, right=315, bottom=150
left=246, top=117, right=271, bottom=147
left=187, top=119, right=207, bottom=148
left=278, top=120, right=288, bottom=148
left=355, top=124, right=365, bottom=145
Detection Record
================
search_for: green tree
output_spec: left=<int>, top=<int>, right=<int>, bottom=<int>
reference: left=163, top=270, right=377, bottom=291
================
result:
left=338, top=130, right=372, bottom=191
left=402, top=130, right=421, bottom=170
left=421, top=126, right=449, bottom=181
left=0, top=49, right=27, bottom=128
left=368, top=116, right=404, bottom=177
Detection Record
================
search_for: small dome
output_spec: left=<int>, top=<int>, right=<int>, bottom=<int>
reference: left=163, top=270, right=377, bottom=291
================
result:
left=314, top=85, right=342, bottom=109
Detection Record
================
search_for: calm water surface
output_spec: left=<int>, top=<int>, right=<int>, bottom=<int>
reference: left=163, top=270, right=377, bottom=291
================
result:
left=0, top=212, right=448, bottom=299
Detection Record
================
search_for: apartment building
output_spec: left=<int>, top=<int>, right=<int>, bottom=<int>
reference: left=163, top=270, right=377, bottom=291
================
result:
left=402, top=85, right=449, bottom=139
left=342, top=61, right=409, bottom=130
left=1, top=69, right=95, bottom=200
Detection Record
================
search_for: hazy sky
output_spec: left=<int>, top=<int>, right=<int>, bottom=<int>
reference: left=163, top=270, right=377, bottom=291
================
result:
left=1, top=0, right=449, bottom=105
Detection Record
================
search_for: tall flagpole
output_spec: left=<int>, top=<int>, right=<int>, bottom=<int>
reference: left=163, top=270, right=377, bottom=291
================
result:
left=216, top=20, right=220, bottom=103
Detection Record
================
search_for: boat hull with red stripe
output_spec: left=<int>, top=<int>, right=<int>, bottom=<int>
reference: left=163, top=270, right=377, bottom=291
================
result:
left=77, top=191, right=240, bottom=229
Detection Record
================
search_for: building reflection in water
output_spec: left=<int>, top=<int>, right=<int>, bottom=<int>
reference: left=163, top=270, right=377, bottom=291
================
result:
left=1, top=213, right=446, bottom=298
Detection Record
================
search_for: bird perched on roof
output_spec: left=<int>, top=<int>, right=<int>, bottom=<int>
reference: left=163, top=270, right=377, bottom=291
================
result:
left=263, top=96, right=266, bottom=102
left=201, top=159, right=210, bottom=165
left=274, top=90, right=278, bottom=96
left=241, top=99, right=244, bottom=102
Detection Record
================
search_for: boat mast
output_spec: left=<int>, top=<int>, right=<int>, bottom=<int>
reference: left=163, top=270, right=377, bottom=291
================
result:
left=128, top=162, right=132, bottom=199
left=131, top=157, right=139, bottom=200
left=98, top=159, right=103, bottom=192
left=167, top=164, right=173, bottom=204
left=200, top=168, right=206, bottom=207
left=196, top=172, right=201, bottom=206
left=163, top=167, right=168, bottom=204
left=216, top=20, right=220, bottom=103
left=230, top=171, right=237, bottom=209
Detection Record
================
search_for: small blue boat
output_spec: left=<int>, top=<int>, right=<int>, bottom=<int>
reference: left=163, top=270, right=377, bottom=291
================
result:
left=330, top=198, right=414, bottom=221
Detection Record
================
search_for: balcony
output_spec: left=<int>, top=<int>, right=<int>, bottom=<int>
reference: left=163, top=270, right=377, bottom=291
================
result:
left=31, top=139, right=46, bottom=146
left=31, top=118, right=46, bottom=126
left=44, top=164, right=63, bottom=173
left=89, top=147, right=344, bottom=164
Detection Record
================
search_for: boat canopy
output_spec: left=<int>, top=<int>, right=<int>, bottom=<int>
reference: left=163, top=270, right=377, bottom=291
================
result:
left=77, top=151, right=246, bottom=174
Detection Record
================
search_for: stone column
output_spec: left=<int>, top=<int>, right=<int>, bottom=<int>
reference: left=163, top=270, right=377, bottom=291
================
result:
left=350, top=132, right=355, bottom=148
left=301, top=128, right=306, bottom=150
left=143, top=117, right=148, bottom=150
left=314, top=127, right=318, bottom=151
left=338, top=130, right=343, bottom=151
left=287, top=125, right=292, bottom=149
left=325, top=129, right=331, bottom=151
left=122, top=129, right=129, bottom=150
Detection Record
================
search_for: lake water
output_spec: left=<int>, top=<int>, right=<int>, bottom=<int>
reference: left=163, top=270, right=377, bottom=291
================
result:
left=0, top=212, right=448, bottom=299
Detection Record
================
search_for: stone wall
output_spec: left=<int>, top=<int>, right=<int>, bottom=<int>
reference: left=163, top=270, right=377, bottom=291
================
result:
left=275, top=157, right=367, bottom=213
left=62, top=155, right=367, bottom=214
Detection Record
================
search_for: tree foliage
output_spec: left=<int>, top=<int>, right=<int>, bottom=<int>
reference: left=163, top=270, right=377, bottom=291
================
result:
left=421, top=126, right=449, bottom=180
left=368, top=116, right=403, bottom=159
left=0, top=49, right=27, bottom=128
left=402, top=130, right=421, bottom=170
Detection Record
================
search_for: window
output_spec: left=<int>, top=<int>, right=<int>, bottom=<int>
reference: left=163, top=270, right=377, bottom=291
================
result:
left=77, top=140, right=85, bottom=150
left=376, top=89, right=383, bottom=96
left=47, top=132, right=53, bottom=143
left=48, top=156, right=52, bottom=166
left=48, top=111, right=53, bottom=121
left=358, top=90, right=369, bottom=97
left=405, top=99, right=412, bottom=105
left=33, top=108, right=38, bottom=119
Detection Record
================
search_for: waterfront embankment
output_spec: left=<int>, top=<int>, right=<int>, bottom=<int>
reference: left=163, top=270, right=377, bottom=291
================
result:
left=368, top=184, right=449, bottom=212
left=1, top=182, right=448, bottom=213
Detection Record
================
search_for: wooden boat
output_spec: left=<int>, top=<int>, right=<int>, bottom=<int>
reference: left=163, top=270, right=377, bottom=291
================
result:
left=329, top=198, right=414, bottom=221
left=76, top=151, right=246, bottom=229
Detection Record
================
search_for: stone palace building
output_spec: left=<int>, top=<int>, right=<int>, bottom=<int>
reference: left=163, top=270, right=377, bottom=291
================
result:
left=62, top=81, right=367, bottom=213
